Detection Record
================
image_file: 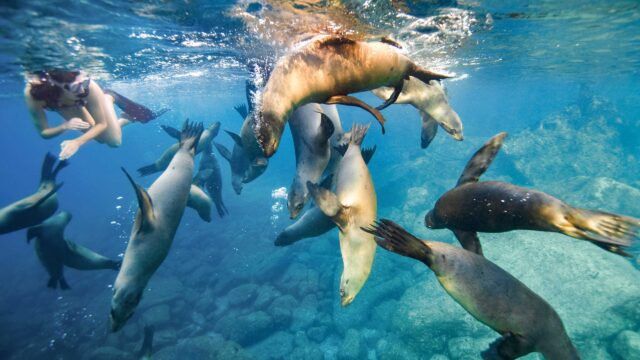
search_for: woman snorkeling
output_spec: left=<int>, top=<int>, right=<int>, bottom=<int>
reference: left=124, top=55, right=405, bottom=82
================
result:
left=24, top=70, right=168, bottom=160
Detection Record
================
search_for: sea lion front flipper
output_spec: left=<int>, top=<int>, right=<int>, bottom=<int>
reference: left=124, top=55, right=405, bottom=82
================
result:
left=161, top=125, right=181, bottom=140
left=225, top=130, right=244, bottom=148
left=421, top=112, right=439, bottom=149
left=137, top=164, right=158, bottom=177
left=214, top=142, right=232, bottom=163
left=306, top=181, right=346, bottom=229
left=361, top=219, right=433, bottom=266
left=317, top=113, right=336, bottom=144
left=376, top=80, right=404, bottom=110
left=456, top=132, right=508, bottom=187
left=47, top=277, right=58, bottom=289
left=324, top=95, right=386, bottom=134
left=138, top=325, right=155, bottom=359
left=234, top=104, right=248, bottom=119
left=409, top=64, right=452, bottom=83
left=481, top=333, right=534, bottom=360
left=319, top=174, right=334, bottom=189
left=26, top=225, right=43, bottom=243
left=361, top=145, right=377, bottom=164
left=29, top=183, right=64, bottom=209
left=59, top=276, right=71, bottom=290
left=122, top=168, right=156, bottom=234
left=452, top=229, right=483, bottom=255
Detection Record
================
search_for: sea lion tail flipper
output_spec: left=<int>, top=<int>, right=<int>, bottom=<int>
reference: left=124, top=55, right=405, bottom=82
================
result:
left=138, top=325, right=155, bottom=358
left=563, top=208, right=640, bottom=257
left=319, top=174, right=334, bottom=190
left=481, top=333, right=534, bottom=360
left=122, top=168, right=156, bottom=233
left=137, top=164, right=158, bottom=177
left=234, top=104, right=249, bottom=119
left=225, top=130, right=244, bottom=148
left=376, top=80, right=404, bottom=110
left=112, top=260, right=122, bottom=271
left=361, top=219, right=433, bottom=266
left=214, top=142, right=232, bottom=163
left=47, top=277, right=57, bottom=289
left=214, top=198, right=228, bottom=218
left=318, top=113, right=335, bottom=143
left=59, top=276, right=71, bottom=290
left=333, top=144, right=348, bottom=157
left=306, top=181, right=346, bottom=228
left=179, top=120, right=204, bottom=153
left=409, top=64, right=452, bottom=83
left=420, top=112, right=439, bottom=149
left=40, top=152, right=57, bottom=183
left=456, top=132, right=508, bottom=187
left=161, top=125, right=181, bottom=140
left=26, top=225, right=43, bottom=243
left=349, top=123, right=371, bottom=146
left=361, top=145, right=377, bottom=164
left=325, top=95, right=386, bottom=134
left=452, top=229, right=483, bottom=255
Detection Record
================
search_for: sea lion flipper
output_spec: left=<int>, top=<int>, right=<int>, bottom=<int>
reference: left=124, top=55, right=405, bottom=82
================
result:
left=179, top=120, right=204, bottom=152
left=161, top=125, right=181, bottom=140
left=26, top=225, right=42, bottom=243
left=324, top=95, right=386, bottom=134
left=319, top=174, right=334, bottom=190
left=481, top=333, right=533, bottom=360
left=456, top=132, right=507, bottom=187
left=214, top=142, right=232, bottom=163
left=376, top=80, right=404, bottom=111
left=59, top=276, right=71, bottom=290
left=361, top=145, right=377, bottom=164
left=233, top=104, right=248, bottom=120
left=225, top=130, right=244, bottom=148
left=452, top=229, right=483, bottom=255
left=306, top=181, right=345, bottom=228
left=40, top=152, right=57, bottom=183
left=137, top=164, right=158, bottom=177
left=361, top=219, right=433, bottom=266
left=318, top=113, right=335, bottom=143
left=138, top=325, right=155, bottom=358
left=420, top=112, right=439, bottom=149
left=30, top=183, right=64, bottom=209
left=122, top=168, right=156, bottom=233
left=409, top=64, right=452, bottom=83
left=47, top=277, right=57, bottom=289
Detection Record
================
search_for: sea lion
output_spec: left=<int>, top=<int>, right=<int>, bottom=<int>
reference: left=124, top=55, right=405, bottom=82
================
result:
left=103, top=90, right=169, bottom=123
left=186, top=184, right=212, bottom=223
left=276, top=146, right=376, bottom=247
left=363, top=220, right=580, bottom=360
left=215, top=82, right=270, bottom=194
left=138, top=325, right=154, bottom=360
left=255, top=35, right=451, bottom=157
left=372, top=78, right=463, bottom=147
left=110, top=120, right=203, bottom=332
left=0, top=153, right=66, bottom=235
left=306, top=124, right=377, bottom=306
left=287, top=104, right=336, bottom=219
left=27, top=211, right=120, bottom=289
left=193, top=143, right=228, bottom=217
left=137, top=121, right=220, bottom=176
left=425, top=132, right=640, bottom=256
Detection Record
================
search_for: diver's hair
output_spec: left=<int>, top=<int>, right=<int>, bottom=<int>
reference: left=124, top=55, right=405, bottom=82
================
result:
left=29, top=69, right=81, bottom=109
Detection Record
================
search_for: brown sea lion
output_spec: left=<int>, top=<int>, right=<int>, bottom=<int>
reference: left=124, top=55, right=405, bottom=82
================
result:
left=363, top=220, right=580, bottom=360
left=255, top=35, right=450, bottom=157
left=425, top=132, right=640, bottom=256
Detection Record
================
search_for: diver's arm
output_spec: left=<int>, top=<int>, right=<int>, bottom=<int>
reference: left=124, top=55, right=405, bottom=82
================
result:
left=24, top=88, right=67, bottom=139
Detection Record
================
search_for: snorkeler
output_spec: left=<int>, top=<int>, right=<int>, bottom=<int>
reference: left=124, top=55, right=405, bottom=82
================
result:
left=24, top=70, right=169, bottom=160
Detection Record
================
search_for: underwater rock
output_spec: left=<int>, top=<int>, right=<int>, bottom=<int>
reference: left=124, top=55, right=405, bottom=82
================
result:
left=153, top=333, right=251, bottom=360
left=290, top=345, right=324, bottom=360
left=267, top=294, right=298, bottom=329
left=253, top=284, right=281, bottom=309
left=195, top=289, right=217, bottom=314
left=154, top=327, right=178, bottom=348
left=278, top=262, right=320, bottom=299
left=85, top=346, right=132, bottom=360
left=227, top=283, right=259, bottom=307
left=141, top=304, right=171, bottom=328
left=376, top=337, right=423, bottom=360
left=248, top=331, right=294, bottom=360
left=291, top=294, right=319, bottom=331
left=337, top=329, right=364, bottom=360
left=142, top=276, right=184, bottom=308
left=447, top=336, right=496, bottom=360
left=307, top=325, right=328, bottom=343
left=214, top=310, right=274, bottom=346
left=613, top=330, right=640, bottom=360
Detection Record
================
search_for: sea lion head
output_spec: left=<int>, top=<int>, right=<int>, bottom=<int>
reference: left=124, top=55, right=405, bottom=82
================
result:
left=339, top=264, right=370, bottom=307
left=231, top=173, right=244, bottom=195
left=255, top=110, right=283, bottom=157
left=424, top=209, right=443, bottom=229
left=110, top=284, right=143, bottom=332
left=424, top=80, right=463, bottom=141
left=287, top=178, right=307, bottom=219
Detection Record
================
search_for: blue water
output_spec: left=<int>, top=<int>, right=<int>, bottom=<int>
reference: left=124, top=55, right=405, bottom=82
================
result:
left=0, top=1, right=639, bottom=359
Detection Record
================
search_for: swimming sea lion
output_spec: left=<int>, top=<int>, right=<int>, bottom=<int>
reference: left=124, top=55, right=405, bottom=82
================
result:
left=103, top=90, right=169, bottom=123
left=287, top=104, right=336, bottom=219
left=186, top=184, right=212, bottom=223
left=137, top=121, right=220, bottom=177
left=372, top=78, right=463, bottom=147
left=306, top=124, right=377, bottom=306
left=255, top=35, right=451, bottom=157
left=0, top=153, right=66, bottom=235
left=363, top=220, right=580, bottom=360
left=138, top=325, right=154, bottom=360
left=193, top=143, right=227, bottom=217
left=276, top=146, right=376, bottom=247
left=425, top=132, right=640, bottom=256
left=27, top=211, right=120, bottom=289
left=110, top=120, right=203, bottom=332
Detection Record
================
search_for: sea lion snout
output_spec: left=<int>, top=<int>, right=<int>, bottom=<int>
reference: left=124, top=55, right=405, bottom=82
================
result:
left=255, top=112, right=282, bottom=157
left=425, top=210, right=436, bottom=228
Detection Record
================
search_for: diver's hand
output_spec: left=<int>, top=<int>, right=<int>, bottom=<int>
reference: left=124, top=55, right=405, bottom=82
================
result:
left=63, top=118, right=90, bottom=131
left=59, top=140, right=81, bottom=160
